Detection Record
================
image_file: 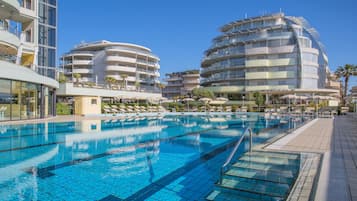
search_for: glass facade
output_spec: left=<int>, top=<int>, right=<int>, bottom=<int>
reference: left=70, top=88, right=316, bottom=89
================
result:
left=38, top=0, right=57, bottom=79
left=0, top=79, right=53, bottom=121
left=201, top=13, right=328, bottom=93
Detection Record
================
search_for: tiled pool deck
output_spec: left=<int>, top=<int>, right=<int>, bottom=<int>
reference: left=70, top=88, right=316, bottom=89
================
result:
left=268, top=114, right=357, bottom=201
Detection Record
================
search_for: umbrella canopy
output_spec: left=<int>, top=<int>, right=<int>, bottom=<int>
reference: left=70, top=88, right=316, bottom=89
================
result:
left=199, top=97, right=212, bottom=103
left=309, top=95, right=332, bottom=100
left=183, top=98, right=195, bottom=102
left=216, top=97, right=228, bottom=102
left=296, top=95, right=308, bottom=100
left=279, top=94, right=297, bottom=99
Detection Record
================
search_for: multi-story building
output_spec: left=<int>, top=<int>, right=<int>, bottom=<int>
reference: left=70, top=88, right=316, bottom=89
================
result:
left=163, top=70, right=200, bottom=98
left=0, top=0, right=58, bottom=121
left=61, top=40, right=160, bottom=91
left=58, top=40, right=162, bottom=115
left=201, top=13, right=339, bottom=101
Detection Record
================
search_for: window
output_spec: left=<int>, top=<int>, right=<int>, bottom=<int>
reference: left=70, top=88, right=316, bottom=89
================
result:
left=91, top=99, right=97, bottom=105
left=278, top=80, right=287, bottom=85
left=25, top=30, right=32, bottom=42
left=257, top=81, right=267, bottom=86
left=48, top=28, right=56, bottom=47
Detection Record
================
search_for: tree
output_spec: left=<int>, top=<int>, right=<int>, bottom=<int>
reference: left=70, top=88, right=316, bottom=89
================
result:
left=58, top=72, right=67, bottom=83
left=253, top=92, right=265, bottom=112
left=335, top=64, right=357, bottom=105
left=120, top=74, right=128, bottom=89
left=105, top=76, right=116, bottom=89
left=192, top=88, right=215, bottom=99
left=73, top=73, right=81, bottom=85
left=158, top=83, right=165, bottom=93
left=135, top=81, right=141, bottom=91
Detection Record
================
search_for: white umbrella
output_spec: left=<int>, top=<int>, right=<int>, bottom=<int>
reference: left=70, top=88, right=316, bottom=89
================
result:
left=296, top=95, right=308, bottom=100
left=216, top=97, right=228, bottom=102
left=199, top=97, right=212, bottom=102
left=279, top=94, right=297, bottom=99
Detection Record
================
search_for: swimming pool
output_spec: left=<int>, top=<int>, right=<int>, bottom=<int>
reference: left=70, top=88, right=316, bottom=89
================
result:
left=0, top=114, right=309, bottom=200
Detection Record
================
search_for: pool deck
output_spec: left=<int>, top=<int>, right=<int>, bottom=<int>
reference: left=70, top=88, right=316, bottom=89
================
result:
left=267, top=114, right=357, bottom=201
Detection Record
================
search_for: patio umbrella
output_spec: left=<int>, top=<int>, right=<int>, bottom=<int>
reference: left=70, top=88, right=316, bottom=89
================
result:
left=279, top=94, right=297, bottom=99
left=216, top=97, right=228, bottom=102
left=183, top=98, right=194, bottom=112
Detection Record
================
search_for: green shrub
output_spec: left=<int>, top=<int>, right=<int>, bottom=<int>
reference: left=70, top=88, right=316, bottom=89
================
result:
left=56, top=103, right=71, bottom=115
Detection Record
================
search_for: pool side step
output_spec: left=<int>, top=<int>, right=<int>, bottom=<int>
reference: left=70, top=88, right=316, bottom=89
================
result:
left=206, top=151, right=301, bottom=201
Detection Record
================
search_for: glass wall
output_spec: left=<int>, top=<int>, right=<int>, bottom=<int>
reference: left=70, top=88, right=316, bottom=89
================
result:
left=0, top=79, right=55, bottom=121
left=0, top=80, right=11, bottom=121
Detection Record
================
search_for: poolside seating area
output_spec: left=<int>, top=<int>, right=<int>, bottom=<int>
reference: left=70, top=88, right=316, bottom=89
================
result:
left=103, top=105, right=167, bottom=115
left=262, top=106, right=339, bottom=119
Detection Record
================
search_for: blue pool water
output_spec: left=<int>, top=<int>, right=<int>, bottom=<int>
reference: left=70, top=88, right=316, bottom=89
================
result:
left=0, top=114, right=308, bottom=200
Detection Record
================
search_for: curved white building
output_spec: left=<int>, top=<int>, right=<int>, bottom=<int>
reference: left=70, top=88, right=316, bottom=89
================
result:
left=0, top=0, right=58, bottom=121
left=61, top=40, right=160, bottom=91
left=201, top=13, right=339, bottom=100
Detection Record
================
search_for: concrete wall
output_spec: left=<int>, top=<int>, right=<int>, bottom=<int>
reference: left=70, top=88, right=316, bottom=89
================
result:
left=74, top=96, right=101, bottom=115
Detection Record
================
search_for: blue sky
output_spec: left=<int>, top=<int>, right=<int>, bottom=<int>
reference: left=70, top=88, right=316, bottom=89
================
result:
left=58, top=0, right=357, bottom=86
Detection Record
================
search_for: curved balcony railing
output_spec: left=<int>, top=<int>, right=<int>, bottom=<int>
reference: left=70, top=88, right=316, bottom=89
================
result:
left=209, top=32, right=293, bottom=51
left=106, top=65, right=136, bottom=73
left=72, top=69, right=93, bottom=74
left=105, top=46, right=159, bottom=60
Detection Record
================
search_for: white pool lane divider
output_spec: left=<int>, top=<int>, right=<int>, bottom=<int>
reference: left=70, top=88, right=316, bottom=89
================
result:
left=266, top=118, right=319, bottom=150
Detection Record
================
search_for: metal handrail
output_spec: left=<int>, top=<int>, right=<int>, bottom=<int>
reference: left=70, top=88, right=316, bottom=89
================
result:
left=220, top=127, right=253, bottom=184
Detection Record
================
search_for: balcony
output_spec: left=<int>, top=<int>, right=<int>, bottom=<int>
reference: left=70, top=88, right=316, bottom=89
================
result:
left=0, top=0, right=20, bottom=19
left=326, top=81, right=340, bottom=89
left=0, top=24, right=20, bottom=52
left=245, top=85, right=294, bottom=91
left=106, top=55, right=136, bottom=63
left=105, top=46, right=159, bottom=60
left=107, top=75, right=136, bottom=82
left=206, top=86, right=244, bottom=93
left=73, top=69, right=93, bottom=74
left=245, top=71, right=295, bottom=80
left=246, top=58, right=296, bottom=67
left=106, top=65, right=136, bottom=73
left=166, top=77, right=182, bottom=81
left=182, top=73, right=199, bottom=78
left=166, top=83, right=182, bottom=87
left=183, top=79, right=199, bottom=84
left=72, top=60, right=93, bottom=65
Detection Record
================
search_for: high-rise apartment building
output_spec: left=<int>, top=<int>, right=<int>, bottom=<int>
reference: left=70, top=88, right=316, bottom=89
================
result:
left=163, top=70, right=200, bottom=98
left=61, top=40, right=160, bottom=91
left=201, top=13, right=339, bottom=100
left=0, top=0, right=58, bottom=121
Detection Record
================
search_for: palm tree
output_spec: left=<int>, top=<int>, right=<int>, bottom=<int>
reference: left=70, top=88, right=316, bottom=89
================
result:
left=105, top=76, right=116, bottom=89
left=58, top=72, right=67, bottom=83
left=120, top=74, right=128, bottom=89
left=158, top=83, right=165, bottom=93
left=335, top=64, right=357, bottom=105
left=73, top=73, right=81, bottom=85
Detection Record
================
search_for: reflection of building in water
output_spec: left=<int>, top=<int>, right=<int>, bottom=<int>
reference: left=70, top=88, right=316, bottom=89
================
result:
left=75, top=120, right=101, bottom=132
left=66, top=124, right=165, bottom=178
